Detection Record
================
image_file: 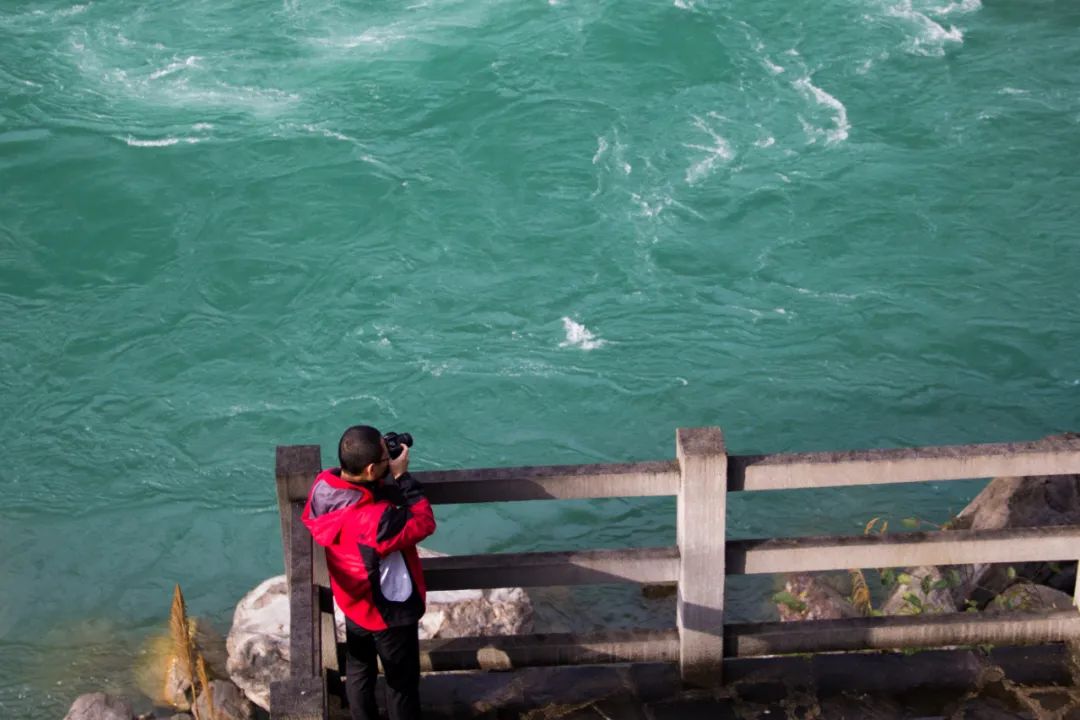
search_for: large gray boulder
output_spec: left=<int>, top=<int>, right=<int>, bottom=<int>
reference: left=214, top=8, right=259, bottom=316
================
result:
left=880, top=451, right=1080, bottom=614
left=227, top=552, right=533, bottom=710
left=949, top=471, right=1080, bottom=606
left=63, top=693, right=134, bottom=720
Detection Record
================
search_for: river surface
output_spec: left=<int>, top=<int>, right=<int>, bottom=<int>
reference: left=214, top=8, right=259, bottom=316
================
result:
left=2, top=0, right=1079, bottom=716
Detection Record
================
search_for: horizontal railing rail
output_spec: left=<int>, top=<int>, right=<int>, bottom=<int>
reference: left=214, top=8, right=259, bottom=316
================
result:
left=415, top=460, right=680, bottom=503
left=725, top=524, right=1080, bottom=575
left=423, top=546, right=680, bottom=590
left=271, top=429, right=1080, bottom=719
left=729, top=434, right=1080, bottom=491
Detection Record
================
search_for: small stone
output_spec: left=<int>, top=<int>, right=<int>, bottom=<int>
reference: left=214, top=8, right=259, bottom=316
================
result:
left=63, top=693, right=135, bottom=720
left=776, top=573, right=861, bottom=621
left=987, top=582, right=1075, bottom=613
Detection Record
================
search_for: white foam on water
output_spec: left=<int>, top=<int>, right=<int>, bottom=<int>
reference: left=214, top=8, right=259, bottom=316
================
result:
left=560, top=317, right=606, bottom=351
left=673, top=0, right=695, bottom=9
left=755, top=135, right=776, bottom=148
left=148, top=55, right=200, bottom=81
left=630, top=191, right=704, bottom=220
left=163, top=81, right=301, bottom=113
left=70, top=33, right=300, bottom=116
left=592, top=131, right=632, bottom=176
left=317, top=26, right=407, bottom=49
left=630, top=192, right=669, bottom=219
left=793, top=77, right=850, bottom=145
left=122, top=136, right=201, bottom=147
left=192, top=123, right=214, bottom=131
left=592, top=136, right=608, bottom=164
left=31, top=3, right=89, bottom=19
left=933, top=0, right=981, bottom=14
left=888, top=0, right=963, bottom=56
left=795, top=286, right=859, bottom=302
left=684, top=115, right=733, bottom=185
left=300, top=123, right=354, bottom=142
left=999, top=87, right=1028, bottom=96
left=763, top=57, right=784, bottom=75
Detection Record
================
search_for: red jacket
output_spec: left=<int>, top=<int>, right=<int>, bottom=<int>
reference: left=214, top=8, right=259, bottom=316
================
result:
left=302, top=468, right=436, bottom=630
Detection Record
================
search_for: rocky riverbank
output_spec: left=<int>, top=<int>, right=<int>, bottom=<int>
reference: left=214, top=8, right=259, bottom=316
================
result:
left=64, top=548, right=533, bottom=720
left=773, top=470, right=1080, bottom=622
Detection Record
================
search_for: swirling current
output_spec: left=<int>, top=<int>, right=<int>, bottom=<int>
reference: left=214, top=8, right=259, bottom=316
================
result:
left=2, top=0, right=1079, bottom=716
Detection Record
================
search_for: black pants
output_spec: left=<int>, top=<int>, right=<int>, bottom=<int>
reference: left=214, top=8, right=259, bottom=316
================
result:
left=344, top=618, right=422, bottom=720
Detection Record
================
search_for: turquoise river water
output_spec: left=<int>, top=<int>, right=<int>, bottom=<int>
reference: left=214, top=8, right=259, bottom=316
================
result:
left=2, top=0, right=1079, bottom=716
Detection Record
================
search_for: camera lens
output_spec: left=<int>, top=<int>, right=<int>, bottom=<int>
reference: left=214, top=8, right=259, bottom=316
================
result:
left=384, top=432, right=414, bottom=459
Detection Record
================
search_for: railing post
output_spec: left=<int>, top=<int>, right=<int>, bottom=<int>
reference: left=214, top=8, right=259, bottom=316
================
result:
left=271, top=445, right=326, bottom=720
left=275, top=445, right=322, bottom=583
left=676, top=427, right=727, bottom=687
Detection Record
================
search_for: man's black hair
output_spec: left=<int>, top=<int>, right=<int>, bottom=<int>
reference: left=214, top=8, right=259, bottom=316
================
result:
left=338, top=425, right=383, bottom=475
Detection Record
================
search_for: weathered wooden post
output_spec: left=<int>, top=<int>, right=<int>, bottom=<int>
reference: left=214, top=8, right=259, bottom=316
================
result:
left=675, top=427, right=727, bottom=687
left=275, top=445, right=322, bottom=583
left=270, top=445, right=327, bottom=720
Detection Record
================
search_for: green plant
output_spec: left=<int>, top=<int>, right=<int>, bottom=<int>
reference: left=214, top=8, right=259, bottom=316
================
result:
left=772, top=590, right=807, bottom=614
left=860, top=514, right=967, bottom=615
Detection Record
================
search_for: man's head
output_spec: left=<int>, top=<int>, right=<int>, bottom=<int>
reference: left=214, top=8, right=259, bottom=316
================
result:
left=338, top=425, right=389, bottom=483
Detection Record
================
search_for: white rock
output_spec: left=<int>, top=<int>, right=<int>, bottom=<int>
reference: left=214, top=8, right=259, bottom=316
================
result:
left=227, top=553, right=533, bottom=710
left=420, top=587, right=533, bottom=639
left=225, top=576, right=290, bottom=711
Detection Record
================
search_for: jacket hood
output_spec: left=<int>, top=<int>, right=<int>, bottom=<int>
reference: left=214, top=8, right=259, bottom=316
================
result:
left=302, top=469, right=373, bottom=547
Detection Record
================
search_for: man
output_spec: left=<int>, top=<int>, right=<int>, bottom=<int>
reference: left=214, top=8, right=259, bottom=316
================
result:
left=302, top=425, right=436, bottom=720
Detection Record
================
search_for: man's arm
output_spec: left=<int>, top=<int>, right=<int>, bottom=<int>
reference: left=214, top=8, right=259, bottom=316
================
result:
left=373, top=472, right=436, bottom=556
left=372, top=443, right=435, bottom=557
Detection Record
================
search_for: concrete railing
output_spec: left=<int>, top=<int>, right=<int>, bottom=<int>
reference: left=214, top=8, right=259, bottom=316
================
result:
left=269, top=429, right=1080, bottom=719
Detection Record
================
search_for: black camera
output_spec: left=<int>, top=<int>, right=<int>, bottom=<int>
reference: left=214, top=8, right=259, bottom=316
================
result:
left=383, top=432, right=413, bottom=459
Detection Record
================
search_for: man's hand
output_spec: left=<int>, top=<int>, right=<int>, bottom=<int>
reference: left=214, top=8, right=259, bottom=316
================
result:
left=390, top=443, right=410, bottom=480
